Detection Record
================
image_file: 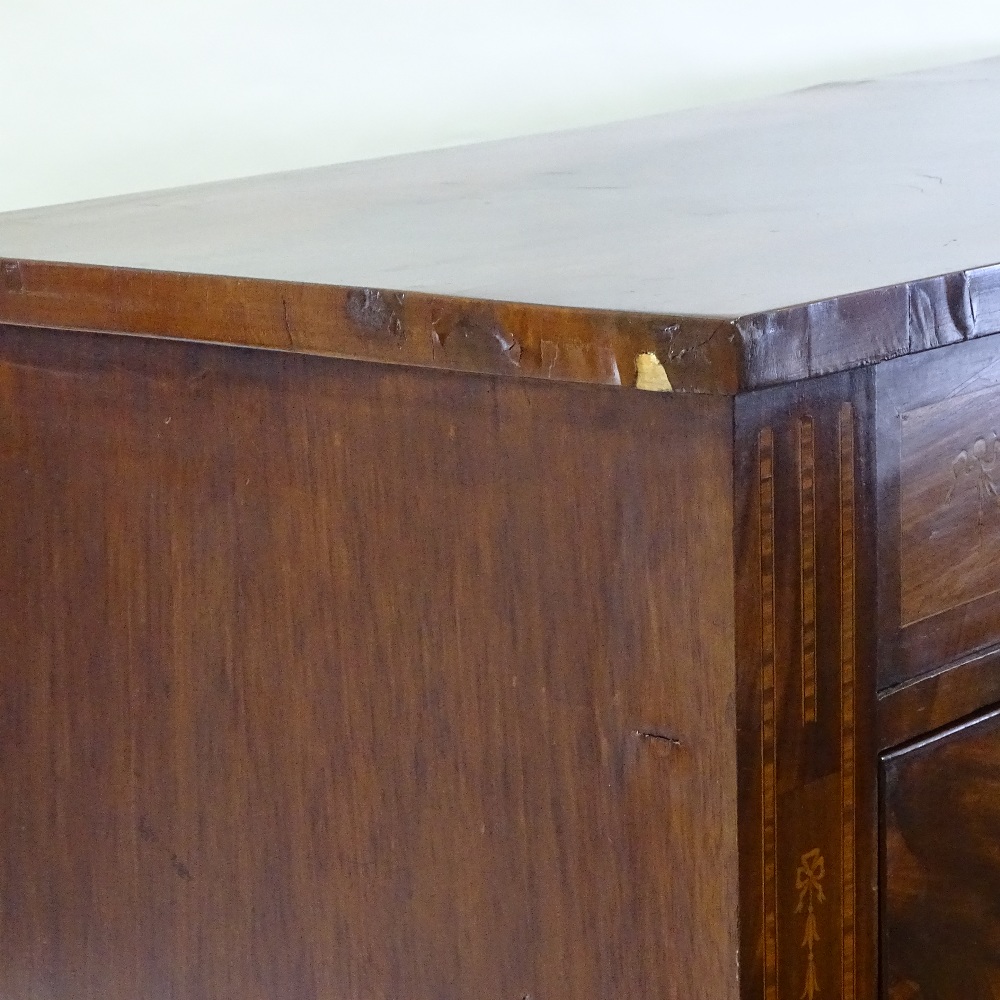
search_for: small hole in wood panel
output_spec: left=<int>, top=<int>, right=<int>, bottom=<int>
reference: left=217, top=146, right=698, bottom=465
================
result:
left=636, top=729, right=681, bottom=747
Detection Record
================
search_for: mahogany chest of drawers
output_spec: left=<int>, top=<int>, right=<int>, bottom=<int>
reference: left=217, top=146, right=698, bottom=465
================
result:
left=2, top=56, right=1000, bottom=1000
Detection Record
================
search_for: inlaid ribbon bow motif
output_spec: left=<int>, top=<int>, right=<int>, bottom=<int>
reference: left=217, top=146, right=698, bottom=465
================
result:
left=795, top=848, right=826, bottom=999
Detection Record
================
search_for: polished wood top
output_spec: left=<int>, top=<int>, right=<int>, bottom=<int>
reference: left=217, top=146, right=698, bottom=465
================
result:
left=3, top=57, right=1000, bottom=392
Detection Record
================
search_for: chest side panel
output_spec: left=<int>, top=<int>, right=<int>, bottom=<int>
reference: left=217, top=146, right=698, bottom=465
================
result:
left=0, top=324, right=738, bottom=1000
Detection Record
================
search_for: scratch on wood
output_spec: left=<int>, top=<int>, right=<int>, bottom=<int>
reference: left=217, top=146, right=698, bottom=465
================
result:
left=636, top=729, right=682, bottom=747
left=281, top=297, right=294, bottom=348
left=0, top=260, right=24, bottom=293
left=344, top=287, right=406, bottom=343
left=436, top=314, right=521, bottom=368
left=137, top=816, right=193, bottom=882
left=541, top=339, right=559, bottom=377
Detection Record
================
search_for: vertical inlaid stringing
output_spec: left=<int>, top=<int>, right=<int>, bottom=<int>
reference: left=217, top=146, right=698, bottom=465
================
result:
left=839, top=402, right=857, bottom=1000
left=799, top=416, right=817, bottom=725
left=759, top=427, right=779, bottom=1000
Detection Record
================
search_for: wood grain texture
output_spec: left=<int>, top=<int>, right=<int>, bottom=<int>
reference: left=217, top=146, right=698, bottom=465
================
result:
left=0, top=323, right=739, bottom=1000
left=735, top=374, right=877, bottom=1000
left=6, top=59, right=1000, bottom=391
left=878, top=647, right=1000, bottom=750
left=13, top=59, right=1000, bottom=994
left=0, top=260, right=738, bottom=395
left=900, top=385, right=1000, bottom=625
left=883, top=705, right=1000, bottom=999
left=878, top=332, right=1000, bottom=687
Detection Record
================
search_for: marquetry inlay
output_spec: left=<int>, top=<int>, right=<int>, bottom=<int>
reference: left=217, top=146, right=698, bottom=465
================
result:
left=759, top=426, right=779, bottom=1000
left=795, top=848, right=826, bottom=1000
left=799, top=415, right=817, bottom=725
left=839, top=402, right=857, bottom=1000
left=753, top=401, right=861, bottom=1000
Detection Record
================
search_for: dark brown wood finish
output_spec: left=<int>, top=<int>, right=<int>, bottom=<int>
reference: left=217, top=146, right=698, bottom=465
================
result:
left=877, top=333, right=1000, bottom=688
left=0, top=259, right=738, bottom=394
left=883, top=705, right=1000, bottom=999
left=13, top=60, right=1000, bottom=321
left=10, top=54, right=1000, bottom=1000
left=0, top=323, right=739, bottom=1000
left=734, top=371, right=878, bottom=1000
left=878, top=647, right=1000, bottom=751
left=6, top=58, right=1000, bottom=392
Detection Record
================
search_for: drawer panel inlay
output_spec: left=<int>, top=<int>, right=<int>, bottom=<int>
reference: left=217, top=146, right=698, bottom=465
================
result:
left=900, top=384, right=1000, bottom=626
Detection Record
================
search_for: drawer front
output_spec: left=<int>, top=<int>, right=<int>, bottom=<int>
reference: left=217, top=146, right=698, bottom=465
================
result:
left=899, top=384, right=1000, bottom=626
left=878, top=335, right=1000, bottom=687
left=882, top=705, right=1000, bottom=999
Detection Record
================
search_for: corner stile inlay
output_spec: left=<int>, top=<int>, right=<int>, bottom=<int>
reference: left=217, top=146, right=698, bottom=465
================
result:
left=799, top=416, right=818, bottom=725
left=839, top=402, right=857, bottom=1000
left=759, top=427, right=779, bottom=1000
left=753, top=401, right=860, bottom=1000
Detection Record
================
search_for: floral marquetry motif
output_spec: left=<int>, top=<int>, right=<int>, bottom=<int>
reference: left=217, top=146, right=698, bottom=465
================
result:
left=795, top=849, right=826, bottom=1000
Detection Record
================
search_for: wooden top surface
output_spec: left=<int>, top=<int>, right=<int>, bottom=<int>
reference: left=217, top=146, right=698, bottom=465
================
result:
left=3, top=57, right=1000, bottom=393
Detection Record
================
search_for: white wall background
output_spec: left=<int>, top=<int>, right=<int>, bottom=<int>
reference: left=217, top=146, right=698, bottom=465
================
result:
left=3, top=0, right=1000, bottom=213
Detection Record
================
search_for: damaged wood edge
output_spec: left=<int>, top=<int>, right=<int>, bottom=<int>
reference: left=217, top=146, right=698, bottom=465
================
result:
left=7, top=258, right=1000, bottom=393
left=0, top=258, right=743, bottom=393
left=732, top=264, right=1000, bottom=390
left=635, top=352, right=674, bottom=391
